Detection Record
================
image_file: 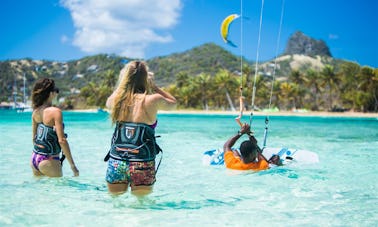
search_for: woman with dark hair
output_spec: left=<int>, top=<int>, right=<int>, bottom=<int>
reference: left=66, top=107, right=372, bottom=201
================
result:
left=105, top=61, right=176, bottom=196
left=30, top=78, right=79, bottom=177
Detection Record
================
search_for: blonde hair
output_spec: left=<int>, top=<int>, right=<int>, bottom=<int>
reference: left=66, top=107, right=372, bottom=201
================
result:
left=111, top=61, right=149, bottom=123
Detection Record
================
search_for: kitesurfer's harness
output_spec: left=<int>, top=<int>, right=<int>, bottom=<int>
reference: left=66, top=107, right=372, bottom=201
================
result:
left=34, top=123, right=61, bottom=155
left=33, top=123, right=66, bottom=165
left=104, top=122, right=163, bottom=172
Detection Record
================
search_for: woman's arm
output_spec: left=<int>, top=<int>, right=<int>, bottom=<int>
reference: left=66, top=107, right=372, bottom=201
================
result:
left=53, top=108, right=79, bottom=176
left=151, top=85, right=177, bottom=109
left=32, top=114, right=37, bottom=145
left=148, top=73, right=176, bottom=110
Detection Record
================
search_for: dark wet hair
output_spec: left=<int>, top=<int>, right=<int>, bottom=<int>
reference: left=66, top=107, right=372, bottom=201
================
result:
left=240, top=140, right=258, bottom=163
left=31, top=78, right=58, bottom=109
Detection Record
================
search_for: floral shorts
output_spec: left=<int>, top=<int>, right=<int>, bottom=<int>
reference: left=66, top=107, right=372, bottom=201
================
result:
left=106, top=157, right=156, bottom=187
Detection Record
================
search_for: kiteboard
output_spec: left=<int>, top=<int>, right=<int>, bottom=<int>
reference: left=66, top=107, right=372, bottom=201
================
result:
left=202, top=147, right=319, bottom=166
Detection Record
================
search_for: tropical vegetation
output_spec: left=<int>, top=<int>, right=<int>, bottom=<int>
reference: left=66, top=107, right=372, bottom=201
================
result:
left=1, top=43, right=377, bottom=112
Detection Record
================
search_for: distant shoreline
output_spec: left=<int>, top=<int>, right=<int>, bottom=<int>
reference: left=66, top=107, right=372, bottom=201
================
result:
left=67, top=108, right=378, bottom=118
left=159, top=110, right=378, bottom=118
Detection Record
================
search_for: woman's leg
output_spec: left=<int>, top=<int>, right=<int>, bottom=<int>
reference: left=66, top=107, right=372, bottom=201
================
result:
left=107, top=183, right=128, bottom=195
left=30, top=161, right=43, bottom=176
left=131, top=185, right=153, bottom=196
left=129, top=161, right=155, bottom=197
left=38, top=159, right=63, bottom=177
left=30, top=153, right=61, bottom=177
left=106, top=158, right=129, bottom=195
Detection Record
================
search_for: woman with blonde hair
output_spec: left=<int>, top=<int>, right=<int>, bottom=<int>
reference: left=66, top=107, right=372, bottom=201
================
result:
left=105, top=61, right=176, bottom=196
left=31, top=78, right=79, bottom=177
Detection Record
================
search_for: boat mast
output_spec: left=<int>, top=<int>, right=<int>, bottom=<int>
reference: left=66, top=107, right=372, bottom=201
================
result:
left=23, top=73, right=26, bottom=105
left=12, top=77, right=18, bottom=108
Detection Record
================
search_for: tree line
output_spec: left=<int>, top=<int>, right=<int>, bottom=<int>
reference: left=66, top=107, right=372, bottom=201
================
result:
left=77, top=61, right=377, bottom=112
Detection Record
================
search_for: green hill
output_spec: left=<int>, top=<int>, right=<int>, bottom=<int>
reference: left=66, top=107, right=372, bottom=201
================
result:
left=0, top=37, right=377, bottom=112
left=148, top=43, right=245, bottom=86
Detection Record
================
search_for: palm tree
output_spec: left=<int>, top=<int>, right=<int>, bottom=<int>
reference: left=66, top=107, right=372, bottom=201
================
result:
left=289, top=70, right=308, bottom=85
left=179, top=86, right=192, bottom=108
left=254, top=74, right=270, bottom=109
left=289, top=70, right=307, bottom=109
left=176, top=72, right=189, bottom=88
left=270, top=80, right=281, bottom=110
left=305, top=69, right=322, bottom=110
left=356, top=66, right=378, bottom=111
left=278, top=82, right=296, bottom=110
left=103, top=69, right=117, bottom=88
left=214, top=69, right=238, bottom=110
left=242, top=64, right=253, bottom=91
left=320, top=65, right=339, bottom=110
left=338, top=62, right=360, bottom=110
left=194, top=73, right=211, bottom=110
left=80, top=82, right=97, bottom=107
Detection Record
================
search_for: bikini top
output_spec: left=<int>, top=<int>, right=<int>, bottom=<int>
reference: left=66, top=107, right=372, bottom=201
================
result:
left=108, top=121, right=162, bottom=162
left=33, top=123, right=61, bottom=155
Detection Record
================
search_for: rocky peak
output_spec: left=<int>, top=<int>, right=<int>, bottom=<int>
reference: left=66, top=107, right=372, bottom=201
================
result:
left=284, top=31, right=332, bottom=57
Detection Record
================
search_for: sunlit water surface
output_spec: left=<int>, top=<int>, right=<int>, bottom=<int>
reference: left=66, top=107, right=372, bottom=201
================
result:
left=0, top=111, right=377, bottom=226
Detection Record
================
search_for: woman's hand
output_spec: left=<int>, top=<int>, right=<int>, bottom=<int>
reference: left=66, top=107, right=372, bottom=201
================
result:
left=148, top=72, right=154, bottom=81
left=71, top=165, right=79, bottom=177
left=148, top=72, right=157, bottom=91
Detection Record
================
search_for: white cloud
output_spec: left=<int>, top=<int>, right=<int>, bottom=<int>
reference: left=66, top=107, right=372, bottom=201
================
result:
left=61, top=0, right=182, bottom=58
left=61, top=35, right=69, bottom=43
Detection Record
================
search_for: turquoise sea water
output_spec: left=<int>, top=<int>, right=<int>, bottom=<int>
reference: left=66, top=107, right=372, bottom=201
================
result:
left=0, top=110, right=377, bottom=226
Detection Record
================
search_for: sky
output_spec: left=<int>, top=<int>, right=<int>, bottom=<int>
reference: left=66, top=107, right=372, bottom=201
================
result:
left=1, top=0, right=377, bottom=68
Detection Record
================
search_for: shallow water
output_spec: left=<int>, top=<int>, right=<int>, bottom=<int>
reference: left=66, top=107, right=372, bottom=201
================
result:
left=0, top=111, right=377, bottom=226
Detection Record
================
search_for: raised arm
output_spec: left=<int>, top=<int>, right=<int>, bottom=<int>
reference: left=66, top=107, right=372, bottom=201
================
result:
left=152, top=85, right=177, bottom=109
left=148, top=73, right=176, bottom=110
left=223, top=123, right=250, bottom=152
left=235, top=95, right=245, bottom=127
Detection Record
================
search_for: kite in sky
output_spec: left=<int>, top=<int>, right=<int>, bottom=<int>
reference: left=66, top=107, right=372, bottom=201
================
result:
left=220, top=14, right=240, bottom=47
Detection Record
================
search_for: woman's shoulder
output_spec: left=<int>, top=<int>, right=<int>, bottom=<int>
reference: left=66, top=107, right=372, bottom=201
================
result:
left=43, top=107, right=63, bottom=120
left=44, top=106, right=62, bottom=114
left=145, top=93, right=162, bottom=103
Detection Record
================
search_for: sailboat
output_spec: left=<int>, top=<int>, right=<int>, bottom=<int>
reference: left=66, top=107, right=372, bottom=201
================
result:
left=15, top=73, right=32, bottom=112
